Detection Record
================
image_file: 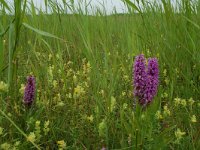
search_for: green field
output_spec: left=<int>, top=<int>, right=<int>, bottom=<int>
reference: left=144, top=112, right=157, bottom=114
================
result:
left=0, top=0, right=200, bottom=149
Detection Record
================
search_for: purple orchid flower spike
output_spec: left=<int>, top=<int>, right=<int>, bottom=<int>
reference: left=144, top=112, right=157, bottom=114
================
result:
left=133, top=54, right=159, bottom=107
left=23, top=75, right=36, bottom=106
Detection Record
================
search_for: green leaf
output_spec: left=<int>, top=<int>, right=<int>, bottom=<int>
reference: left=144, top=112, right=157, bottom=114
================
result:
left=123, top=0, right=141, bottom=13
left=0, top=37, right=3, bottom=76
left=8, top=23, right=14, bottom=88
left=183, top=16, right=200, bottom=30
left=0, top=0, right=11, bottom=12
left=22, top=23, right=63, bottom=40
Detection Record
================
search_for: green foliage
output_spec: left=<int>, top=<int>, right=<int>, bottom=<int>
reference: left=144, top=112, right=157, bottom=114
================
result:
left=0, top=0, right=200, bottom=149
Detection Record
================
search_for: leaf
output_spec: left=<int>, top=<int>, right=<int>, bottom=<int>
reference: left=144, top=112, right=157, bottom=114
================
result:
left=22, top=23, right=63, bottom=40
left=0, top=37, right=3, bottom=75
left=183, top=16, right=200, bottom=30
left=123, top=0, right=141, bottom=13
left=0, top=0, right=11, bottom=12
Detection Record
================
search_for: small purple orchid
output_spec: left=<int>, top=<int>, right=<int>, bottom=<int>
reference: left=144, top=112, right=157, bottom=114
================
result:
left=133, top=54, right=159, bottom=106
left=23, top=75, right=36, bottom=106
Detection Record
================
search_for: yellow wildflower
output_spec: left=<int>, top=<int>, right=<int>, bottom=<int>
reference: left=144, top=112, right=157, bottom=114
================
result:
left=164, top=78, right=169, bottom=85
left=14, top=141, right=20, bottom=147
left=175, top=128, right=185, bottom=141
left=0, top=127, right=3, bottom=135
left=174, top=97, right=181, bottom=106
left=57, top=140, right=66, bottom=150
left=123, top=75, right=129, bottom=82
left=163, top=69, right=167, bottom=76
left=27, top=132, right=36, bottom=143
left=44, top=120, right=50, bottom=135
left=180, top=99, right=187, bottom=107
left=57, top=101, right=65, bottom=107
left=66, top=93, right=72, bottom=99
left=12, top=141, right=20, bottom=150
left=161, top=92, right=168, bottom=98
left=74, top=85, right=85, bottom=98
left=188, top=98, right=194, bottom=106
left=73, top=75, right=77, bottom=83
left=19, top=84, right=25, bottom=95
left=0, top=81, right=8, bottom=92
left=53, top=80, right=58, bottom=88
left=123, top=103, right=128, bottom=110
left=0, top=143, right=11, bottom=150
left=191, top=115, right=197, bottom=123
left=87, top=115, right=94, bottom=122
left=98, top=119, right=106, bottom=137
left=35, top=121, right=41, bottom=140
left=163, top=105, right=171, bottom=116
left=99, top=89, right=104, bottom=96
left=155, top=110, right=163, bottom=120
left=48, top=54, right=52, bottom=60
left=110, top=96, right=116, bottom=112
left=141, top=114, right=145, bottom=120
left=121, top=91, right=126, bottom=97
left=48, top=65, right=54, bottom=82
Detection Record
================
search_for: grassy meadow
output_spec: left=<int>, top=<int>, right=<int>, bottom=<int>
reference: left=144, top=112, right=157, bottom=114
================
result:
left=0, top=0, right=200, bottom=149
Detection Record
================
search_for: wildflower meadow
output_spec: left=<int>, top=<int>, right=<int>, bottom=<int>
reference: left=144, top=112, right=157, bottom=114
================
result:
left=0, top=0, right=200, bottom=149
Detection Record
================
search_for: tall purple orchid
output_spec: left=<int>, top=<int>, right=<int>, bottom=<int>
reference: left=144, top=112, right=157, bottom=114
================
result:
left=23, top=76, right=36, bottom=106
left=133, top=54, right=159, bottom=106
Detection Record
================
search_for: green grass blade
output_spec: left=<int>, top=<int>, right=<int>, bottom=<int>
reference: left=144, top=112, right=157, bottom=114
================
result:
left=23, top=23, right=63, bottom=40
left=0, top=37, right=3, bottom=77
left=183, top=15, right=200, bottom=29
left=0, top=109, right=41, bottom=150
left=123, top=0, right=141, bottom=13
left=8, top=23, right=14, bottom=89
left=0, top=0, right=11, bottom=12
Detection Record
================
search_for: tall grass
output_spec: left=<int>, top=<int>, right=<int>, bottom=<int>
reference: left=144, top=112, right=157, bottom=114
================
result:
left=0, top=0, right=199, bottom=149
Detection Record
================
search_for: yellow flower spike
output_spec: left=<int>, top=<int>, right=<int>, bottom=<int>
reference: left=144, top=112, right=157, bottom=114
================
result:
left=57, top=101, right=65, bottom=107
left=110, top=96, right=116, bottom=112
left=27, top=132, right=36, bottom=143
left=73, top=75, right=77, bottom=83
left=181, top=99, right=187, bottom=107
left=123, top=103, right=128, bottom=110
left=14, top=141, right=20, bottom=147
left=98, top=119, right=106, bottom=137
left=163, top=69, right=167, bottom=76
left=175, top=128, right=185, bottom=141
left=0, top=81, right=8, bottom=92
left=87, top=115, right=94, bottom=122
left=53, top=80, right=58, bottom=89
left=67, top=61, right=73, bottom=65
left=56, top=54, right=60, bottom=59
left=48, top=54, right=52, bottom=60
left=156, top=53, right=160, bottom=58
left=35, top=121, right=41, bottom=140
left=19, top=84, right=25, bottom=95
left=163, top=105, right=171, bottom=116
left=121, top=91, right=126, bottom=97
left=191, top=115, right=197, bottom=123
left=44, top=120, right=50, bottom=135
left=164, top=78, right=169, bottom=85
left=0, top=127, right=3, bottom=135
left=174, top=97, right=181, bottom=106
left=175, top=68, right=179, bottom=74
left=0, top=143, right=11, bottom=150
left=188, top=98, right=194, bottom=106
left=57, top=140, right=66, bottom=150
left=155, top=110, right=163, bottom=120
left=74, top=85, right=85, bottom=99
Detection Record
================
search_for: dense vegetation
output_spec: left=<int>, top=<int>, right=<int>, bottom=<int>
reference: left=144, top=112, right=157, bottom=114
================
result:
left=0, top=0, right=200, bottom=149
